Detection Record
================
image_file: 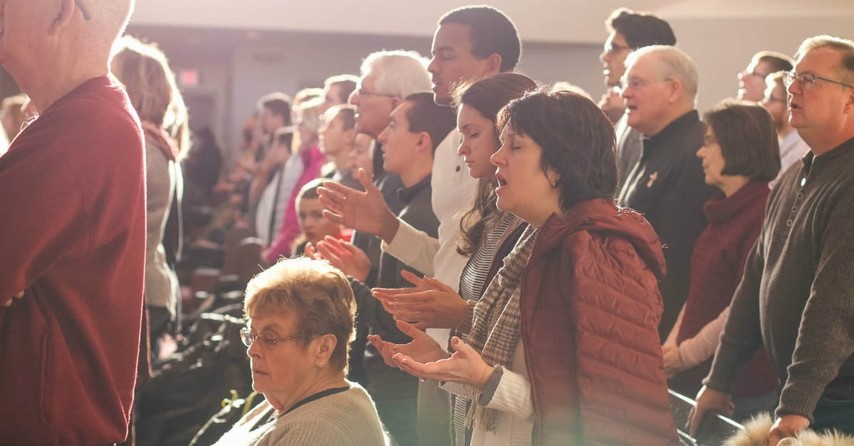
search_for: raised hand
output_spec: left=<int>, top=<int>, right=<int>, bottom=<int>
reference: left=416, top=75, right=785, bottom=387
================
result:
left=303, top=242, right=319, bottom=259
left=393, top=336, right=493, bottom=391
left=318, top=169, right=399, bottom=243
left=313, top=236, right=372, bottom=282
left=371, top=270, right=433, bottom=314
left=367, top=320, right=448, bottom=369
left=373, top=273, right=467, bottom=330
left=372, top=270, right=435, bottom=296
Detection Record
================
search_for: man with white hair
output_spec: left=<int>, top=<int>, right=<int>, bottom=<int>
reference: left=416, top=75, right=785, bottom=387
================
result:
left=0, top=0, right=146, bottom=444
left=351, top=50, right=433, bottom=140
left=617, top=45, right=716, bottom=339
left=693, top=34, right=854, bottom=443
left=323, top=50, right=433, bottom=285
left=315, top=50, right=433, bottom=446
left=320, top=9, right=521, bottom=443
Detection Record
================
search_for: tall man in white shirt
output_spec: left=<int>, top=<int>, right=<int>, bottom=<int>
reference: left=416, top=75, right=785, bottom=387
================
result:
left=598, top=8, right=676, bottom=189
left=320, top=6, right=522, bottom=444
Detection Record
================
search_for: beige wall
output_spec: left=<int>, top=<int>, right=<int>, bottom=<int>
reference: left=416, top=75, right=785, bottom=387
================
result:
left=670, top=15, right=853, bottom=111
left=123, top=1, right=852, bottom=159
left=128, top=27, right=602, bottom=159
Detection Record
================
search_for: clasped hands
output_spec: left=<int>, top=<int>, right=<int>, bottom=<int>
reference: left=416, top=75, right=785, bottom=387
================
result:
left=2, top=291, right=25, bottom=308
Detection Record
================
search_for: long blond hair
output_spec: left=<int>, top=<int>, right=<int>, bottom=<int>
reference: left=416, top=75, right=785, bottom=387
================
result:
left=112, top=35, right=190, bottom=158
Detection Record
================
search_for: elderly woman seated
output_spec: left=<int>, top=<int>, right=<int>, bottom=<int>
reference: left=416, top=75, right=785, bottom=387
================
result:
left=214, top=257, right=386, bottom=446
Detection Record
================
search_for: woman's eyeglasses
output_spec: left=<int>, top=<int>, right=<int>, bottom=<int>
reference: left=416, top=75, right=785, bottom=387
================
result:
left=240, top=327, right=302, bottom=348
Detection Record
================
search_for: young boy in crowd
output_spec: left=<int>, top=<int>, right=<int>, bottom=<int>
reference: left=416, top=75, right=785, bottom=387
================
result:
left=292, top=178, right=346, bottom=256
left=319, top=105, right=360, bottom=189
left=320, top=91, right=456, bottom=446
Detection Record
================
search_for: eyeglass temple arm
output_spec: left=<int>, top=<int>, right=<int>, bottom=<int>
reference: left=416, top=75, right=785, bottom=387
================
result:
left=75, top=0, right=91, bottom=20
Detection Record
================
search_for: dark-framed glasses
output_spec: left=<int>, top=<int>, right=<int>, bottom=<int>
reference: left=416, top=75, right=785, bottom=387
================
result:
left=783, top=71, right=854, bottom=90
left=74, top=0, right=91, bottom=20
left=240, top=327, right=302, bottom=348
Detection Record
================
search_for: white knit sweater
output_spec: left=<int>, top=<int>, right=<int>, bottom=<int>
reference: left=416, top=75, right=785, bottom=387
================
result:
left=213, top=384, right=387, bottom=446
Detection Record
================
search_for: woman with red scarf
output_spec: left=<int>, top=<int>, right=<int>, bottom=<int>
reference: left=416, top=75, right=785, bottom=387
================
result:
left=113, top=36, right=189, bottom=362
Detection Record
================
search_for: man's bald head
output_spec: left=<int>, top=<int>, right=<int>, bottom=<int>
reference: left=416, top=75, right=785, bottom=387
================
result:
left=78, top=0, right=135, bottom=52
left=0, top=0, right=135, bottom=111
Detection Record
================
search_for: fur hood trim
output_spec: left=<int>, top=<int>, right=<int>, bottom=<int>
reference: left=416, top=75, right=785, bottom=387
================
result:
left=724, top=413, right=854, bottom=446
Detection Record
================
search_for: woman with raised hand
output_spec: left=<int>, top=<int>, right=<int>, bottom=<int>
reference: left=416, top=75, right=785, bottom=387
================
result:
left=371, top=72, right=536, bottom=446
left=371, top=90, right=677, bottom=446
left=372, top=72, right=537, bottom=332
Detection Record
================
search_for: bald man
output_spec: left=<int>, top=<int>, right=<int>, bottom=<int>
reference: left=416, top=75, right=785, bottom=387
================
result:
left=0, top=1, right=146, bottom=444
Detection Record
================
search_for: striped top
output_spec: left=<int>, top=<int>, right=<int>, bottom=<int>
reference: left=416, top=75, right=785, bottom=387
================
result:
left=458, top=212, right=524, bottom=303
left=453, top=211, right=526, bottom=446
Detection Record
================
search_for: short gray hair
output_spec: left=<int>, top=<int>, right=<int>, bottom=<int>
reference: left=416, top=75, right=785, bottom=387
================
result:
left=360, top=50, right=432, bottom=99
left=797, top=35, right=854, bottom=84
left=244, top=257, right=355, bottom=371
left=627, top=45, right=699, bottom=100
